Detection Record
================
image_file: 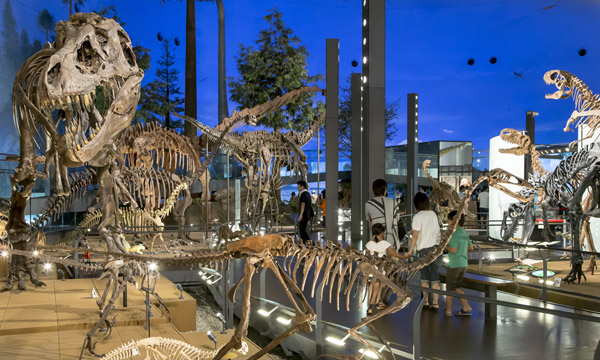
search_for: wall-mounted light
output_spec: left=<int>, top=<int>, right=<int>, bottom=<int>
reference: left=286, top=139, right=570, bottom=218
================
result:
left=1, top=251, right=7, bottom=257
left=33, top=250, right=39, bottom=257
left=363, top=19, right=367, bottom=26
left=363, top=76, right=367, bottom=84
left=148, top=262, right=158, bottom=271
left=363, top=56, right=367, bottom=64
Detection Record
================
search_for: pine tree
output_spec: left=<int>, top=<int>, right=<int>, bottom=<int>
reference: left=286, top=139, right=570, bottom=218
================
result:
left=137, top=38, right=185, bottom=130
left=228, top=9, right=323, bottom=131
left=36, top=9, right=56, bottom=43
left=2, top=0, right=20, bottom=74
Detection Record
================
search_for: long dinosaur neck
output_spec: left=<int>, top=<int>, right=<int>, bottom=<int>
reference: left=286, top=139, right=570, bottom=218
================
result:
left=422, top=162, right=436, bottom=184
left=297, top=112, right=326, bottom=146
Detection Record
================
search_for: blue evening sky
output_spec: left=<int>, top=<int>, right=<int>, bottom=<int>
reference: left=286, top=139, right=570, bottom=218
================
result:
left=7, top=0, right=600, bottom=151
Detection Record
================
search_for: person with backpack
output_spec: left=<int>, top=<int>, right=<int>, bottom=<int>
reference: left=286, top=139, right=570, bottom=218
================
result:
left=297, top=180, right=314, bottom=243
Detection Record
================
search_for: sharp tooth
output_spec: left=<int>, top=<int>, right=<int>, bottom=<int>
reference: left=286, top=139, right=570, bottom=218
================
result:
left=65, top=96, right=71, bottom=104
left=84, top=139, right=88, bottom=145
left=73, top=95, right=79, bottom=103
left=90, top=133, right=95, bottom=139
left=50, top=99, right=55, bottom=107
left=71, top=124, right=77, bottom=133
left=57, top=98, right=63, bottom=105
left=83, top=94, right=89, bottom=106
left=91, top=89, right=95, bottom=97
left=76, top=144, right=81, bottom=151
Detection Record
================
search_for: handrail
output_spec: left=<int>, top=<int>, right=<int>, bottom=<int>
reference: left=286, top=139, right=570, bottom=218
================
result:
left=408, top=283, right=600, bottom=323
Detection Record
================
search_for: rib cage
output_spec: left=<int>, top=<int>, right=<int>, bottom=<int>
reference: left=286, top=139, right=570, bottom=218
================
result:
left=118, top=122, right=201, bottom=173
left=544, top=147, right=597, bottom=204
left=30, top=168, right=96, bottom=230
left=103, top=337, right=248, bottom=360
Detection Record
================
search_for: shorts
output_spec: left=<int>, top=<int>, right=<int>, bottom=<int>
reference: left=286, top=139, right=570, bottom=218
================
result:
left=446, top=267, right=466, bottom=291
left=417, top=246, right=443, bottom=283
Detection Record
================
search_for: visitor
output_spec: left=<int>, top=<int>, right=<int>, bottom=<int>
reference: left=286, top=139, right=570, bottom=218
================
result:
left=445, top=210, right=473, bottom=317
left=311, top=190, right=318, bottom=204
left=365, top=223, right=405, bottom=313
left=297, top=181, right=314, bottom=243
left=290, top=192, right=297, bottom=203
left=405, top=192, right=442, bottom=310
left=478, top=185, right=489, bottom=223
left=319, top=190, right=326, bottom=226
left=366, top=223, right=405, bottom=260
left=365, top=179, right=402, bottom=249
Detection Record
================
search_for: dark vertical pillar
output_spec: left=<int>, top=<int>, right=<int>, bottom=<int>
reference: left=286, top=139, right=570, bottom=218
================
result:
left=525, top=111, right=537, bottom=179
left=407, top=94, right=419, bottom=215
left=184, top=0, right=197, bottom=140
left=325, top=39, right=339, bottom=242
left=351, top=73, right=362, bottom=247
left=362, top=0, right=386, bottom=240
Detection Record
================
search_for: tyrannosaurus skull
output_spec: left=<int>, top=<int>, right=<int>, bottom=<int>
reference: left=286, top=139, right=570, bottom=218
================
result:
left=39, top=13, right=143, bottom=166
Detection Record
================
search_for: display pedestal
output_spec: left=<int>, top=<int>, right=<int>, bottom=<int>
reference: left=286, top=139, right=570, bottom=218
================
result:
left=0, top=277, right=269, bottom=359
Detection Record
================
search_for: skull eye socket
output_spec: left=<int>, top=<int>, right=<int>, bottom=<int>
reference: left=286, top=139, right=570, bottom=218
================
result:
left=47, top=63, right=61, bottom=85
left=118, top=30, right=136, bottom=68
left=550, top=72, right=557, bottom=80
left=77, top=38, right=100, bottom=73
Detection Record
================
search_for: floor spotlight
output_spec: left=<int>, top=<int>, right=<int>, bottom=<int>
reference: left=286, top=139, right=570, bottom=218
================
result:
left=206, top=331, right=218, bottom=350
left=257, top=305, right=280, bottom=317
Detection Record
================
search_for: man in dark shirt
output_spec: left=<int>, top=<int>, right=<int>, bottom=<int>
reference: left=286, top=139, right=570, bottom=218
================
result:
left=297, top=180, right=313, bottom=243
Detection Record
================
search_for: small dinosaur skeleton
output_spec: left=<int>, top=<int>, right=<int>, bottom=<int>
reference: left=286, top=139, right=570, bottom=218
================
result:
left=103, top=337, right=248, bottom=360
left=422, top=159, right=460, bottom=210
left=543, top=70, right=600, bottom=147
left=72, top=181, right=189, bottom=251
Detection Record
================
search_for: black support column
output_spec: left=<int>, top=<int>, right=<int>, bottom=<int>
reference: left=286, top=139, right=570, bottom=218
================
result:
left=362, top=0, right=386, bottom=240
left=407, top=93, right=419, bottom=215
left=350, top=73, right=362, bottom=247
left=325, top=39, right=339, bottom=242
left=525, top=111, right=537, bottom=179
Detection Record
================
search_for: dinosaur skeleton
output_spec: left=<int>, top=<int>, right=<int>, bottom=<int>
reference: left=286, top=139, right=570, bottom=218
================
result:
left=178, top=90, right=325, bottom=227
left=103, top=337, right=248, bottom=360
left=499, top=125, right=600, bottom=283
left=4, top=13, right=143, bottom=292
left=422, top=159, right=460, bottom=210
left=68, top=181, right=189, bottom=251
left=543, top=70, right=600, bottom=147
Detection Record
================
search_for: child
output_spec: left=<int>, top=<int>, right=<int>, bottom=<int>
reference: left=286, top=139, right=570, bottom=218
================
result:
left=405, top=192, right=442, bottom=310
left=365, top=223, right=404, bottom=314
left=445, top=210, right=473, bottom=316
left=366, top=223, right=405, bottom=259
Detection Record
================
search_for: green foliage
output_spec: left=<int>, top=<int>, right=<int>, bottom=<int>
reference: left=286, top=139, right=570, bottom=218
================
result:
left=2, top=0, right=19, bottom=73
left=62, top=0, right=86, bottom=17
left=228, top=9, right=323, bottom=131
left=133, top=45, right=151, bottom=71
left=95, top=5, right=124, bottom=26
left=322, top=75, right=400, bottom=158
left=137, top=38, right=185, bottom=130
left=36, top=9, right=56, bottom=42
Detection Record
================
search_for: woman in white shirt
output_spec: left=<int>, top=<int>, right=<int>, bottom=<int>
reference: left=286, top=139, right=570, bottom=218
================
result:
left=365, top=223, right=404, bottom=313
